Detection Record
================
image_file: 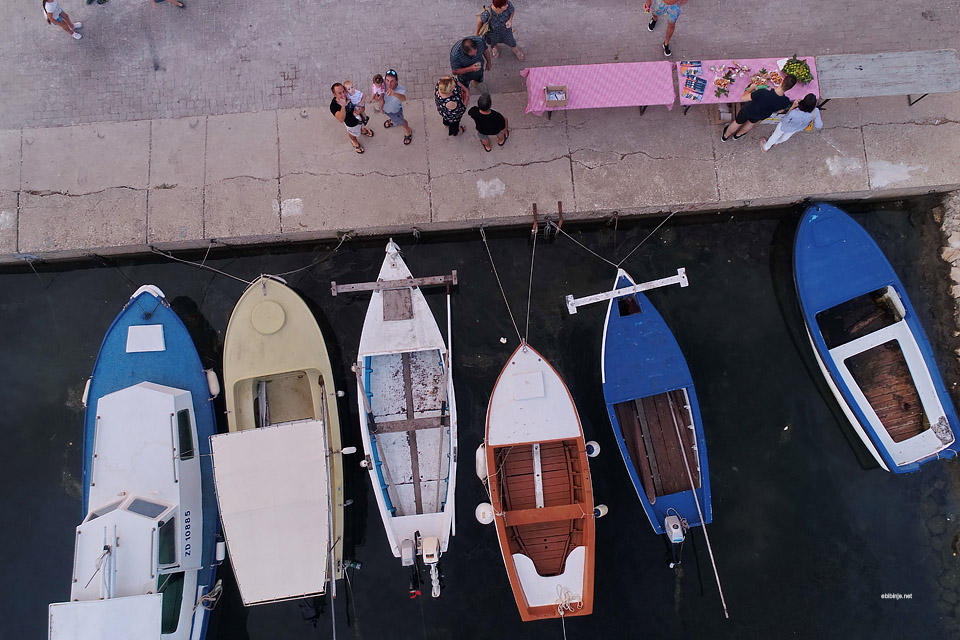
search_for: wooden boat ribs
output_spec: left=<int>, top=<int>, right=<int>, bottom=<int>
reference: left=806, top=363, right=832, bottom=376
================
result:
left=494, top=440, right=587, bottom=577
left=615, top=389, right=700, bottom=503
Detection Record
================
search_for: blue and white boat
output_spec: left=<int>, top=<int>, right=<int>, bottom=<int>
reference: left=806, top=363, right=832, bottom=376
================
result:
left=795, top=203, right=959, bottom=473
left=49, top=285, right=221, bottom=640
left=601, top=269, right=711, bottom=560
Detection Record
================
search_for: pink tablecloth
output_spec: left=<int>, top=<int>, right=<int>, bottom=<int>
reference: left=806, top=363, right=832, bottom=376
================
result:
left=676, top=57, right=820, bottom=106
left=521, top=62, right=676, bottom=116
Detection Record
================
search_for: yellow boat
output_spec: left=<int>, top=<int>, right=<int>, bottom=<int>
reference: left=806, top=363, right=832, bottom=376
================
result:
left=211, top=275, right=350, bottom=607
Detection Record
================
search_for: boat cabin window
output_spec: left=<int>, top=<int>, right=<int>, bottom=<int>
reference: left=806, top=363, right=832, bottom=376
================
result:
left=157, top=571, right=184, bottom=634
left=176, top=409, right=195, bottom=461
left=157, top=516, right=177, bottom=566
left=127, top=498, right=167, bottom=519
left=85, top=498, right=124, bottom=522
left=816, top=287, right=904, bottom=350
left=617, top=295, right=643, bottom=317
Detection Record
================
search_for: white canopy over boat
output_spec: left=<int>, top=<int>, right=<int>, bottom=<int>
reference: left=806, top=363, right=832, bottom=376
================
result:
left=48, top=595, right=162, bottom=640
left=210, top=419, right=332, bottom=605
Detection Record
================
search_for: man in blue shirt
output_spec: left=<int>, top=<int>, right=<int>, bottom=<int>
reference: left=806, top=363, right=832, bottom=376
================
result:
left=375, top=69, right=413, bottom=145
left=450, top=36, right=493, bottom=90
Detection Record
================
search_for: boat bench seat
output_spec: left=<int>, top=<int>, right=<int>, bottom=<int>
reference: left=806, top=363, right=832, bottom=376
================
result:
left=375, top=415, right=448, bottom=434
left=504, top=502, right=587, bottom=527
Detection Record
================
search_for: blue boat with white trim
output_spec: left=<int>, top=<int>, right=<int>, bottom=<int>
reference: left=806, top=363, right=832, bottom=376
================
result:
left=794, top=203, right=959, bottom=473
left=49, top=285, right=221, bottom=640
left=601, top=269, right=711, bottom=562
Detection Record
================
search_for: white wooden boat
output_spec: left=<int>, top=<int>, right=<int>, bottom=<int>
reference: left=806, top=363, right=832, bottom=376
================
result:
left=211, top=275, right=350, bottom=606
left=353, top=240, right=457, bottom=598
left=49, top=285, right=221, bottom=640
left=477, top=343, right=596, bottom=621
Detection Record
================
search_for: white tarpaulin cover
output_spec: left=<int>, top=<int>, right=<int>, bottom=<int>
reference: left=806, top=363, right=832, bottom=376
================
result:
left=48, top=595, right=162, bottom=640
left=211, top=420, right=331, bottom=605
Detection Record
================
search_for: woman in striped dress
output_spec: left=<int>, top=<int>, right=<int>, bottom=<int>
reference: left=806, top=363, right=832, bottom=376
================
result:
left=477, top=0, right=524, bottom=61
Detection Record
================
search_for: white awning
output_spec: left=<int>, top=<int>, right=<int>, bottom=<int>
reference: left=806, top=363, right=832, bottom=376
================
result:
left=49, top=595, right=162, bottom=640
left=211, top=420, right=332, bottom=605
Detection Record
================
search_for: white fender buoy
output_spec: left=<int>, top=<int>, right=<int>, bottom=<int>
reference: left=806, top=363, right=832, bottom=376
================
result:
left=216, top=540, right=227, bottom=563
left=594, top=504, right=609, bottom=518
left=341, top=446, right=358, bottom=455
left=360, top=459, right=369, bottom=468
left=81, top=378, right=91, bottom=408
left=475, top=503, right=495, bottom=525
left=337, top=390, right=345, bottom=398
left=585, top=441, right=600, bottom=458
left=475, top=445, right=488, bottom=480
left=206, top=370, right=221, bottom=398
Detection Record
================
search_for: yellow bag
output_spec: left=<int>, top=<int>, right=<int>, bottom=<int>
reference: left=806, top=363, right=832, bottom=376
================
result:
left=477, top=6, right=491, bottom=37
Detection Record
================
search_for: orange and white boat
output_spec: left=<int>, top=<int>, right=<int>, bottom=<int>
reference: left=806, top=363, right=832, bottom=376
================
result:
left=476, top=342, right=603, bottom=622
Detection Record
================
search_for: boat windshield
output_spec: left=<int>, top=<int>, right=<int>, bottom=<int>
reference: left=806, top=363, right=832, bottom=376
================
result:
left=816, top=287, right=904, bottom=349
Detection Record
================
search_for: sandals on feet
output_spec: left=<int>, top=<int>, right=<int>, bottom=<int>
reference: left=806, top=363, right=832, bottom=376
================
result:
left=403, top=134, right=413, bottom=145
left=363, top=128, right=374, bottom=137
left=353, top=144, right=364, bottom=154
left=498, top=130, right=509, bottom=146
left=384, top=119, right=394, bottom=129
left=481, top=142, right=492, bottom=152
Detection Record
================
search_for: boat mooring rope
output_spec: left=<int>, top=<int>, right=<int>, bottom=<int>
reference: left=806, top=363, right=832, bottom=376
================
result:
left=547, top=210, right=679, bottom=269
left=479, top=227, right=523, bottom=346
left=524, top=228, right=537, bottom=343
left=555, top=585, right=582, bottom=640
left=149, top=246, right=253, bottom=285
left=666, top=394, right=729, bottom=619
left=194, top=579, right=223, bottom=612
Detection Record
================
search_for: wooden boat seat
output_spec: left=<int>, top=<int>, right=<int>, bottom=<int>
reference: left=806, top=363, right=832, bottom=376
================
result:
left=374, top=415, right=448, bottom=433
left=504, top=503, right=587, bottom=527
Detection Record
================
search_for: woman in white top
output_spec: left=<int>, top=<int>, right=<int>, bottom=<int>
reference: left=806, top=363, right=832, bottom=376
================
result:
left=761, top=93, right=823, bottom=152
left=43, top=0, right=82, bottom=40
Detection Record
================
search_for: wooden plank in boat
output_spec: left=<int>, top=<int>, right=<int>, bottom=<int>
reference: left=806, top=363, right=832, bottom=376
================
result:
left=374, top=416, right=447, bottom=433
left=504, top=503, right=586, bottom=526
left=615, top=401, right=657, bottom=503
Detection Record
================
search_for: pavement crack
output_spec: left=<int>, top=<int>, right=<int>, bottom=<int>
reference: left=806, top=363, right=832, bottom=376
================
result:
left=24, top=186, right=144, bottom=197
left=281, top=170, right=426, bottom=179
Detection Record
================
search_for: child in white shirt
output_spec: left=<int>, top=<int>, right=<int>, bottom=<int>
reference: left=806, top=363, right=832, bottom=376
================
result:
left=343, top=81, right=368, bottom=125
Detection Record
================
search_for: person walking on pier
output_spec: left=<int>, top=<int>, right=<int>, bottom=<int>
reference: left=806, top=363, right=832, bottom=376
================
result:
left=330, top=83, right=373, bottom=154
left=477, top=0, right=524, bottom=61
left=43, top=0, right=82, bottom=40
left=644, top=0, right=687, bottom=57
left=761, top=93, right=823, bottom=152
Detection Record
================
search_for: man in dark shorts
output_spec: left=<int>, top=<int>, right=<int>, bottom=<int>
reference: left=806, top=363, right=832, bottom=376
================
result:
left=722, top=73, right=797, bottom=141
left=467, top=93, right=509, bottom=152
left=330, top=83, right=373, bottom=153
left=450, top=36, right=493, bottom=90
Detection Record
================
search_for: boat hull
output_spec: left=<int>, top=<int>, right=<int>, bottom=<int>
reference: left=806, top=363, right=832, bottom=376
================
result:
left=794, top=203, right=959, bottom=473
left=485, top=343, right=595, bottom=622
left=601, top=271, right=711, bottom=535
left=78, top=286, right=218, bottom=640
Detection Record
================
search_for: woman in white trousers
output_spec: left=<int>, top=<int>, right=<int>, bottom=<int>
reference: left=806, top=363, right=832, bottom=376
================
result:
left=761, top=93, right=823, bottom=151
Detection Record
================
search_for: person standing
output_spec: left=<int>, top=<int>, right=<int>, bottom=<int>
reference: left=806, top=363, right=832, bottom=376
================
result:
left=477, top=0, right=523, bottom=61
left=376, top=69, right=413, bottom=146
left=435, top=76, right=470, bottom=136
left=330, top=83, right=373, bottom=154
left=43, top=0, right=82, bottom=40
left=721, top=73, right=797, bottom=141
left=644, top=0, right=687, bottom=57
left=467, top=93, right=509, bottom=152
left=450, top=36, right=492, bottom=90
left=761, top=93, right=823, bottom=152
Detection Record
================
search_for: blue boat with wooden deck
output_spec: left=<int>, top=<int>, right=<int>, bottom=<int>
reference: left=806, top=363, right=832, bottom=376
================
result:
left=601, top=269, right=711, bottom=552
left=794, top=203, right=959, bottom=473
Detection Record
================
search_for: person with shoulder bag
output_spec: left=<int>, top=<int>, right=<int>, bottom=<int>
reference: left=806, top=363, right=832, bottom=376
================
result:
left=476, top=1, right=523, bottom=61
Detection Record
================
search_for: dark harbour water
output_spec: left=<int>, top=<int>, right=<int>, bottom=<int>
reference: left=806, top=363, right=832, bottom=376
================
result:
left=5, top=201, right=960, bottom=640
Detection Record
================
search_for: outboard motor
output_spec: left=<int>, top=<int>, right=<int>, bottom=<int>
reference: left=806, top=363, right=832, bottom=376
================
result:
left=400, top=538, right=421, bottom=598
left=664, top=514, right=687, bottom=568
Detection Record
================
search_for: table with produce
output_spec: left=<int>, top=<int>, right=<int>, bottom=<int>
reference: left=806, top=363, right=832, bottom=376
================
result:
left=676, top=56, right=819, bottom=107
